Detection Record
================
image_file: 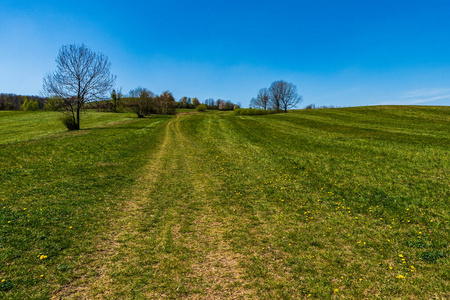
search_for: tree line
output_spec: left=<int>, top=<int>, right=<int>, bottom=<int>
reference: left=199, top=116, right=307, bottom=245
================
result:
left=2, top=44, right=302, bottom=130
left=0, top=94, right=47, bottom=111
left=91, top=94, right=240, bottom=114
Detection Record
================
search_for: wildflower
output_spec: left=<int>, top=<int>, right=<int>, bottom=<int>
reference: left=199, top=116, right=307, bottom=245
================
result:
left=334, top=289, right=339, bottom=293
left=396, top=275, right=405, bottom=279
left=398, top=254, right=404, bottom=258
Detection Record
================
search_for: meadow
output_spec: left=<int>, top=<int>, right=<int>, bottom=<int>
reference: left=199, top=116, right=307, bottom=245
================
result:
left=0, top=106, right=449, bottom=299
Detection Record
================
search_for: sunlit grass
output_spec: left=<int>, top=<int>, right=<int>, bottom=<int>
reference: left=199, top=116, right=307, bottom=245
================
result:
left=0, top=112, right=171, bottom=298
left=1, top=106, right=449, bottom=298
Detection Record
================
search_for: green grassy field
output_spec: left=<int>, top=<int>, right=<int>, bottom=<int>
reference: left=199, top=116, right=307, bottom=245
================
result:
left=1, top=106, right=449, bottom=299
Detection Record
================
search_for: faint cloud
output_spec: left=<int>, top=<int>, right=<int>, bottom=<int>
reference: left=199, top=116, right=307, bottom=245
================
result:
left=377, top=88, right=450, bottom=105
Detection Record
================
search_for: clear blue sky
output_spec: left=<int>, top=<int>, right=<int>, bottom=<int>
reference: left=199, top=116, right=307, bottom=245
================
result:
left=1, top=0, right=450, bottom=107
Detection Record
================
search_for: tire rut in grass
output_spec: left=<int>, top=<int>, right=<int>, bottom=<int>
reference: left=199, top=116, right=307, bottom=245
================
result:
left=53, top=121, right=178, bottom=298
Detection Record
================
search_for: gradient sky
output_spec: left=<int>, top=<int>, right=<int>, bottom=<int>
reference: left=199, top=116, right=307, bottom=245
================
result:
left=1, top=0, right=450, bottom=107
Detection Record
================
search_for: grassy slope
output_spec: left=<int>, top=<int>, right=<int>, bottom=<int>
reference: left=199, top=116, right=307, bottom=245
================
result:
left=1, top=106, right=449, bottom=299
left=0, top=111, right=172, bottom=298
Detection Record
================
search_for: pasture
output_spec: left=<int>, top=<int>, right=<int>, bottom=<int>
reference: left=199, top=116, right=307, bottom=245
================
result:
left=0, top=106, right=449, bottom=298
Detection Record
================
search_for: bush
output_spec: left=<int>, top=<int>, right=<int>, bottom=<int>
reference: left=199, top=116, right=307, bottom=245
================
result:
left=60, top=115, right=79, bottom=130
left=233, top=108, right=277, bottom=115
left=196, top=104, right=207, bottom=112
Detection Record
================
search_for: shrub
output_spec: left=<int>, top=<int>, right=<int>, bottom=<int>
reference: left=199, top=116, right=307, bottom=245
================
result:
left=60, top=114, right=79, bottom=130
left=233, top=108, right=277, bottom=115
left=196, top=104, right=207, bottom=112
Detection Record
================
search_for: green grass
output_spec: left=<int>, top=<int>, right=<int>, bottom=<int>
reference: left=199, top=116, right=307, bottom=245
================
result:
left=0, top=112, right=171, bottom=298
left=1, top=106, right=449, bottom=299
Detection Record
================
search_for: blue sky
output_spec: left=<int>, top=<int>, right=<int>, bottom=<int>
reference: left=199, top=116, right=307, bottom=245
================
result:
left=1, top=0, right=449, bottom=107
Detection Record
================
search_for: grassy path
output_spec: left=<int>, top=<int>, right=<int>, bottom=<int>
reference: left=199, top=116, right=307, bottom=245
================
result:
left=57, top=114, right=255, bottom=298
left=1, top=106, right=449, bottom=299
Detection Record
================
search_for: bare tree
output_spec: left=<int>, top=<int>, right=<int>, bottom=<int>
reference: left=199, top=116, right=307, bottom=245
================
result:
left=268, top=80, right=302, bottom=113
left=43, top=44, right=116, bottom=130
left=129, top=87, right=155, bottom=118
left=256, top=88, right=270, bottom=110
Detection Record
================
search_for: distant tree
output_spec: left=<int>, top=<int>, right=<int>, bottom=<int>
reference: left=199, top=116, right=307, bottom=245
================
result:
left=44, top=96, right=63, bottom=111
left=204, top=98, right=216, bottom=109
left=268, top=80, right=302, bottom=113
left=192, top=97, right=200, bottom=108
left=21, top=97, right=40, bottom=111
left=178, top=96, right=188, bottom=109
left=158, top=91, right=177, bottom=115
left=43, top=44, right=116, bottom=130
left=256, top=88, right=270, bottom=110
left=217, top=99, right=225, bottom=110
left=129, top=87, right=155, bottom=118
left=225, top=100, right=234, bottom=110
left=20, top=97, right=29, bottom=111
left=304, top=104, right=316, bottom=109
left=186, top=97, right=193, bottom=109
left=111, top=88, right=123, bottom=112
